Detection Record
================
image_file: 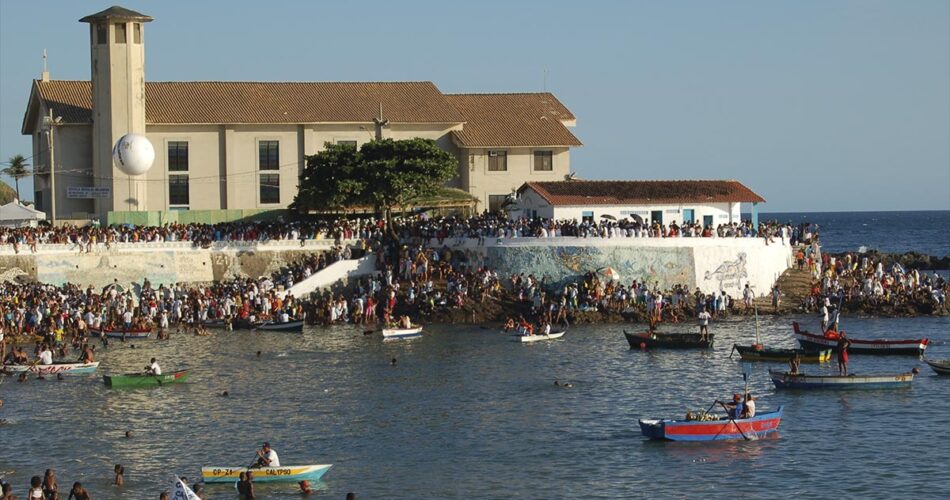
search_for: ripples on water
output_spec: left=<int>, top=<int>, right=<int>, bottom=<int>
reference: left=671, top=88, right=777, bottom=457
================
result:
left=1, top=315, right=948, bottom=499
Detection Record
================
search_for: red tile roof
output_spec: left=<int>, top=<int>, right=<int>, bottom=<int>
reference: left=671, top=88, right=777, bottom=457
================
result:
left=520, top=180, right=765, bottom=205
left=445, top=93, right=582, bottom=147
left=30, top=80, right=465, bottom=125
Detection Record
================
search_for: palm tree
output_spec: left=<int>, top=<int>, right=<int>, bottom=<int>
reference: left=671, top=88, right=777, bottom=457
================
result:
left=3, top=154, right=31, bottom=201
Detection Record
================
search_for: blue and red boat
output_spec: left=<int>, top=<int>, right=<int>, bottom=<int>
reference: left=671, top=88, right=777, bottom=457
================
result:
left=639, top=406, right=783, bottom=441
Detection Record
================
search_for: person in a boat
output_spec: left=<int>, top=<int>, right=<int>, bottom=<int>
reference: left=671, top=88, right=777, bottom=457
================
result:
left=145, top=357, right=162, bottom=375
left=740, top=393, right=756, bottom=418
left=278, top=309, right=290, bottom=324
left=789, top=353, right=801, bottom=375
left=697, top=307, right=711, bottom=341
left=78, top=344, right=95, bottom=364
left=724, top=393, right=744, bottom=419
left=254, top=442, right=280, bottom=468
left=399, top=316, right=412, bottom=329
left=540, top=320, right=551, bottom=336
left=37, top=343, right=53, bottom=365
left=503, top=317, right=515, bottom=332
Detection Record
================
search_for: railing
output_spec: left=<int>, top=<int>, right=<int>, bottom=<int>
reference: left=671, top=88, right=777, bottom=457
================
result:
left=0, top=238, right=358, bottom=256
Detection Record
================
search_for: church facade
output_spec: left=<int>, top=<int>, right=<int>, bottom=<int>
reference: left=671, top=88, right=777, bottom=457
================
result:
left=21, top=6, right=581, bottom=222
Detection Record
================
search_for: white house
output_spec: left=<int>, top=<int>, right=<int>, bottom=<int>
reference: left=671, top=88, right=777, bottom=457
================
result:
left=514, top=180, right=766, bottom=227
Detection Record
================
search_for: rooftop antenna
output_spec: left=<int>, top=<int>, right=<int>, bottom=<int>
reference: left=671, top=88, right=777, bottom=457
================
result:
left=41, top=49, right=49, bottom=82
left=543, top=68, right=548, bottom=91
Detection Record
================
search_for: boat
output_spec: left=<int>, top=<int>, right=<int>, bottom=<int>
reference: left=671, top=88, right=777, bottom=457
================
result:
left=201, top=464, right=333, bottom=483
left=513, top=331, right=566, bottom=343
left=733, top=344, right=831, bottom=363
left=792, top=322, right=928, bottom=356
left=256, top=320, right=304, bottom=333
left=639, top=406, right=783, bottom=441
left=769, top=369, right=915, bottom=389
left=624, top=330, right=713, bottom=349
left=103, top=369, right=190, bottom=388
left=90, top=326, right=152, bottom=340
left=924, top=359, right=950, bottom=375
left=1, top=361, right=100, bottom=376
left=382, top=326, right=423, bottom=340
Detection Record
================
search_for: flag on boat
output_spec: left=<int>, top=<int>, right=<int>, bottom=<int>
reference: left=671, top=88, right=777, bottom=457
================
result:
left=171, top=476, right=200, bottom=500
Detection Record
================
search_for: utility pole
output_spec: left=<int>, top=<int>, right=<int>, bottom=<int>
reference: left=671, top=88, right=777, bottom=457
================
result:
left=46, top=109, right=58, bottom=225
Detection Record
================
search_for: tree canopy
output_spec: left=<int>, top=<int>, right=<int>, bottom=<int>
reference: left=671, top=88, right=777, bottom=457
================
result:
left=293, top=138, right=458, bottom=217
left=2, top=154, right=31, bottom=201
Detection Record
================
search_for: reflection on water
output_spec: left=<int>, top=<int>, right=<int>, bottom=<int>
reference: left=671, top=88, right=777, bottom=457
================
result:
left=0, top=315, right=947, bottom=498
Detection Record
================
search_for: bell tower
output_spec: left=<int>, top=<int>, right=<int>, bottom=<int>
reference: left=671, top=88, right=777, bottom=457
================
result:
left=80, top=6, right=152, bottom=215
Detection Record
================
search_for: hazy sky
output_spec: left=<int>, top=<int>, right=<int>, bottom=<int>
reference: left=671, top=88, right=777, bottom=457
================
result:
left=1, top=0, right=948, bottom=212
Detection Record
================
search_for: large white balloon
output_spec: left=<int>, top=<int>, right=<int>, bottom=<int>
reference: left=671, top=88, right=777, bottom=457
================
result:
left=112, top=133, right=155, bottom=176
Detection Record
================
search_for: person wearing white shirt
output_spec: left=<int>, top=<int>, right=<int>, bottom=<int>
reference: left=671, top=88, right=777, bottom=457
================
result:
left=255, top=442, right=280, bottom=467
left=38, top=345, right=53, bottom=365
left=146, top=357, right=161, bottom=375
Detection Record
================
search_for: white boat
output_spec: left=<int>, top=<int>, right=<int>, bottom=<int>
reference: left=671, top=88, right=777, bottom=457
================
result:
left=382, top=325, right=423, bottom=340
left=1, top=361, right=100, bottom=376
left=202, top=464, right=332, bottom=483
left=513, top=331, right=566, bottom=343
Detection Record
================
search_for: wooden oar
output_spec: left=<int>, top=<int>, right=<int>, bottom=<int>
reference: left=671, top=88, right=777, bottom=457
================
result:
left=714, top=402, right=751, bottom=441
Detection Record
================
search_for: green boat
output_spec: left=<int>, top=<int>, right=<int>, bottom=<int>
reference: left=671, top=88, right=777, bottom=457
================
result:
left=103, top=369, right=190, bottom=388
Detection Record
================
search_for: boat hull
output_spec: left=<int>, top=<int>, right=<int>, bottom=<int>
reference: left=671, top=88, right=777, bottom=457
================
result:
left=792, top=322, right=927, bottom=355
left=734, top=344, right=831, bottom=363
left=103, top=370, right=190, bottom=388
left=257, top=320, right=304, bottom=333
left=624, top=330, right=713, bottom=349
left=382, top=326, right=423, bottom=339
left=201, top=464, right=332, bottom=483
left=769, top=369, right=914, bottom=389
left=924, top=359, right=950, bottom=375
left=2, top=362, right=99, bottom=376
left=90, top=327, right=152, bottom=340
left=514, top=331, right=566, bottom=343
left=639, top=406, right=783, bottom=441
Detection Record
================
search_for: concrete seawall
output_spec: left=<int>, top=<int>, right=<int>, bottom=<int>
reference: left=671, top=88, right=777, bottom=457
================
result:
left=0, top=240, right=345, bottom=288
left=429, top=237, right=791, bottom=296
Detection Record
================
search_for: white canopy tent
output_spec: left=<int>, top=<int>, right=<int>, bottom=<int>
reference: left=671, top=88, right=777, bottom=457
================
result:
left=0, top=200, right=46, bottom=227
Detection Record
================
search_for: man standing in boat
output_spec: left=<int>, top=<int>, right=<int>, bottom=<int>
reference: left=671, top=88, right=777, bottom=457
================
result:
left=836, top=333, right=851, bottom=376
left=254, top=442, right=280, bottom=468
left=697, top=307, right=711, bottom=342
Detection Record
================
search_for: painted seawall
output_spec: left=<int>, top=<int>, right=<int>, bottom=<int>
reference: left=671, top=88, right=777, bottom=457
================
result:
left=434, top=237, right=791, bottom=296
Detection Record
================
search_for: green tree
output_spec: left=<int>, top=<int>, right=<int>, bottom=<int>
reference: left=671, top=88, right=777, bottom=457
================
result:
left=293, top=138, right=457, bottom=233
left=2, top=154, right=31, bottom=201
left=359, top=138, right=457, bottom=231
left=292, top=143, right=365, bottom=213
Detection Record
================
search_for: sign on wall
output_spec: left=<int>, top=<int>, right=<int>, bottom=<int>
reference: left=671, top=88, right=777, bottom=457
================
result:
left=67, top=186, right=112, bottom=199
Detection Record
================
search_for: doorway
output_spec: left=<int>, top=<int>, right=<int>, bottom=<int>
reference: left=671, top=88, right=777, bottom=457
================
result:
left=703, top=215, right=714, bottom=228
left=682, top=209, right=695, bottom=224
left=650, top=210, right=663, bottom=225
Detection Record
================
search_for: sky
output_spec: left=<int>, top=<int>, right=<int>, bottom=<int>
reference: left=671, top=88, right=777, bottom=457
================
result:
left=1, top=0, right=948, bottom=212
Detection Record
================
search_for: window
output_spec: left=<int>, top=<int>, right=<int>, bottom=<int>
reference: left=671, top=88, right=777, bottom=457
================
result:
left=488, top=194, right=508, bottom=212
left=168, top=142, right=188, bottom=172
left=260, top=174, right=280, bottom=204
left=533, top=151, right=553, bottom=171
left=115, top=23, right=127, bottom=44
left=487, top=150, right=507, bottom=172
left=259, top=141, right=279, bottom=170
left=97, top=24, right=108, bottom=44
left=336, top=140, right=357, bottom=149
left=169, top=175, right=189, bottom=206
left=133, top=23, right=142, bottom=44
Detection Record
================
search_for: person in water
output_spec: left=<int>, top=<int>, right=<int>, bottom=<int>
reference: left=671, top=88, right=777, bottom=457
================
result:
left=114, top=464, right=124, bottom=486
left=789, top=353, right=801, bottom=375
left=66, top=482, right=90, bottom=500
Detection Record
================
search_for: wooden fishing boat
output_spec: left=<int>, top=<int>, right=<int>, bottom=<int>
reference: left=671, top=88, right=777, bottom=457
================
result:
left=382, top=325, right=423, bottom=340
left=90, top=326, right=152, bottom=340
left=639, top=406, right=783, bottom=441
left=1, top=361, right=99, bottom=376
left=769, top=369, right=915, bottom=389
left=624, top=330, right=713, bottom=349
left=201, top=464, right=333, bottom=483
left=924, top=359, right=950, bottom=375
left=792, top=322, right=928, bottom=355
left=733, top=344, right=831, bottom=363
left=103, top=369, right=189, bottom=388
left=513, top=331, right=566, bottom=343
left=257, top=320, right=304, bottom=333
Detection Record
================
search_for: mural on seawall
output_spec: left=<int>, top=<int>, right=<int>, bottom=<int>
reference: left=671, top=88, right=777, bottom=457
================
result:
left=486, top=246, right=695, bottom=290
left=703, top=253, right=748, bottom=292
